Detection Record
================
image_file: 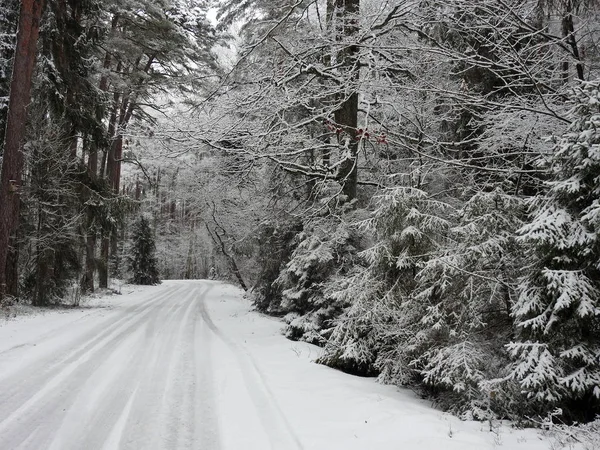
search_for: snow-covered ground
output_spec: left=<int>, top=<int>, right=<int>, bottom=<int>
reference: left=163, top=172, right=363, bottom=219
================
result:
left=0, top=280, right=565, bottom=449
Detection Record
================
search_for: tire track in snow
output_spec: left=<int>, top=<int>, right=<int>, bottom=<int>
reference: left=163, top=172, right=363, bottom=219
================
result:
left=0, top=283, right=184, bottom=386
left=103, top=287, right=201, bottom=450
left=0, top=285, right=181, bottom=426
left=192, top=289, right=222, bottom=450
left=0, top=284, right=192, bottom=449
left=97, top=284, right=216, bottom=450
left=161, top=287, right=204, bottom=449
left=197, top=289, right=304, bottom=450
left=0, top=284, right=177, bottom=359
left=0, top=281, right=304, bottom=450
left=48, top=289, right=195, bottom=450
left=93, top=289, right=198, bottom=450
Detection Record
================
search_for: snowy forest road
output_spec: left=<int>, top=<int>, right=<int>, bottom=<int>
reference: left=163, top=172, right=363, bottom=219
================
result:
left=0, top=281, right=553, bottom=450
left=0, top=281, right=302, bottom=450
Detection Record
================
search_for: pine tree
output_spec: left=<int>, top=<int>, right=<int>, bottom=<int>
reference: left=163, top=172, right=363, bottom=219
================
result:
left=319, top=187, right=452, bottom=377
left=129, top=215, right=161, bottom=285
left=412, top=189, right=526, bottom=418
left=274, top=206, right=361, bottom=345
left=509, top=80, right=600, bottom=420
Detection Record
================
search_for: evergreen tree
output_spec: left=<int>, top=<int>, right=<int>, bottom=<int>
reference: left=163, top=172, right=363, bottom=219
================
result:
left=129, top=215, right=161, bottom=285
left=412, top=189, right=526, bottom=418
left=509, top=80, right=600, bottom=421
left=0, top=0, right=46, bottom=300
left=274, top=205, right=361, bottom=345
left=319, top=187, right=452, bottom=376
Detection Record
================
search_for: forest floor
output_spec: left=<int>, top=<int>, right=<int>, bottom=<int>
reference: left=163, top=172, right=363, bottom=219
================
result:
left=0, top=280, right=580, bottom=449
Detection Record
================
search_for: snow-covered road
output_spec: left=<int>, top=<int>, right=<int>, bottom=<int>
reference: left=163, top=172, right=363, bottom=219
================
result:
left=0, top=281, right=557, bottom=449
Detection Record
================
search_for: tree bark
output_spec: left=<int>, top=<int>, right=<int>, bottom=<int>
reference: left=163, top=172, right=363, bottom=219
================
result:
left=85, top=22, right=117, bottom=291
left=0, top=0, right=45, bottom=301
left=98, top=235, right=109, bottom=288
left=0, top=0, right=19, bottom=157
left=97, top=88, right=120, bottom=286
left=83, top=139, right=98, bottom=292
left=332, top=0, right=359, bottom=201
left=561, top=0, right=585, bottom=81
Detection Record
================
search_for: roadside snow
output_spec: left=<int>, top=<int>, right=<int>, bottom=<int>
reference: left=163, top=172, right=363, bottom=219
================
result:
left=203, top=282, right=555, bottom=450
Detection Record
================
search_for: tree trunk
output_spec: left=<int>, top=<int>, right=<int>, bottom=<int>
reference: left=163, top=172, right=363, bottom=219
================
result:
left=82, top=24, right=116, bottom=291
left=0, top=0, right=45, bottom=301
left=82, top=206, right=96, bottom=293
left=104, top=91, right=120, bottom=179
left=98, top=235, right=109, bottom=288
left=205, top=223, right=248, bottom=291
left=34, top=247, right=53, bottom=307
left=110, top=227, right=119, bottom=277
left=0, top=0, right=19, bottom=157
left=335, top=91, right=359, bottom=200
left=332, top=0, right=359, bottom=201
left=561, top=0, right=585, bottom=82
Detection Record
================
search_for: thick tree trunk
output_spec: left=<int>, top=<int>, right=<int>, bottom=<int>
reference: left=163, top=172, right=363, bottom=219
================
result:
left=335, top=91, right=359, bottom=200
left=82, top=237, right=96, bottom=292
left=104, top=91, right=121, bottom=179
left=0, top=0, right=45, bottom=301
left=0, top=1, right=19, bottom=156
left=34, top=247, right=53, bottom=306
left=83, top=27, right=116, bottom=291
left=97, top=88, right=122, bottom=287
left=110, top=231, right=119, bottom=277
left=333, top=0, right=359, bottom=201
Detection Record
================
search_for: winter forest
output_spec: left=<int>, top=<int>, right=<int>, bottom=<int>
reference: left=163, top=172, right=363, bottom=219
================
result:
left=1, top=0, right=600, bottom=430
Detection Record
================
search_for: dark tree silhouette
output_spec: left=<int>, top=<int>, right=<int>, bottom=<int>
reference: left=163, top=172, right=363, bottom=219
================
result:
left=129, top=215, right=160, bottom=285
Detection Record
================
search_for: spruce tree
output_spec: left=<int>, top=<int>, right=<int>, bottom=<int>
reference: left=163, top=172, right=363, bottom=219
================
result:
left=413, top=189, right=525, bottom=418
left=129, top=215, right=160, bottom=285
left=319, top=187, right=452, bottom=377
left=509, top=80, right=600, bottom=420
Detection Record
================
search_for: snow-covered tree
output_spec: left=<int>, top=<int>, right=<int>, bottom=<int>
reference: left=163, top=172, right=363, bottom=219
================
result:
left=129, top=215, right=160, bottom=285
left=509, top=80, right=600, bottom=420
left=319, top=187, right=452, bottom=376
left=274, top=204, right=363, bottom=345
left=411, top=189, right=526, bottom=418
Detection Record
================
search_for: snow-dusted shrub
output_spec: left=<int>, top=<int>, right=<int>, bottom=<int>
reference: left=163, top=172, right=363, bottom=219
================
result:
left=508, top=80, right=600, bottom=421
left=128, top=215, right=161, bottom=285
left=408, top=189, right=526, bottom=418
left=317, top=268, right=386, bottom=376
left=319, top=185, right=536, bottom=419
left=319, top=187, right=452, bottom=377
left=252, top=219, right=302, bottom=313
left=546, top=415, right=600, bottom=450
left=275, top=207, right=362, bottom=345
